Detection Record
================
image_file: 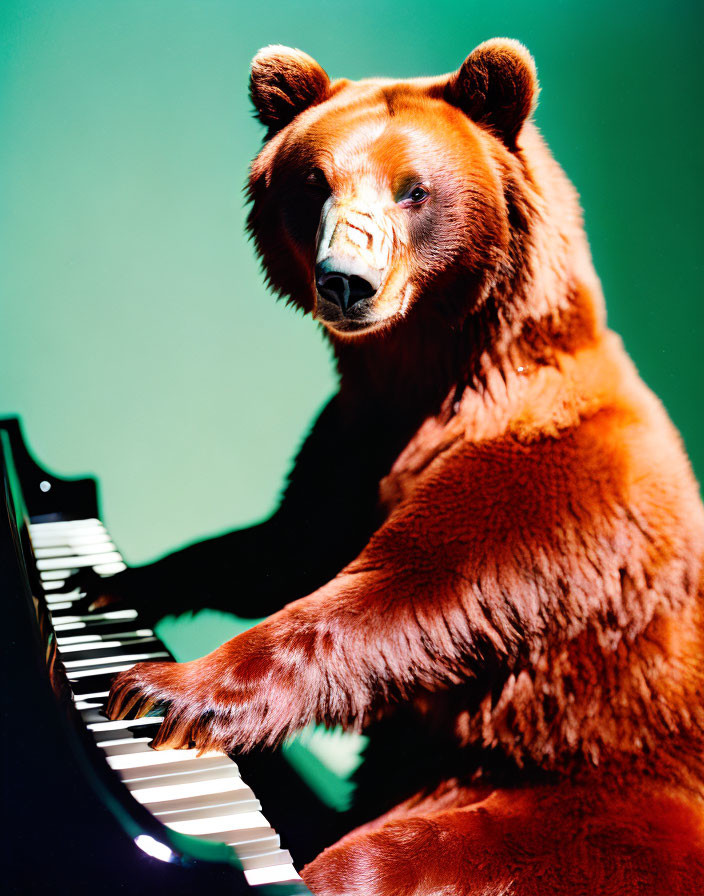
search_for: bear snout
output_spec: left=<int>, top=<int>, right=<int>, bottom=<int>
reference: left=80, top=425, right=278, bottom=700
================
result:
left=315, top=260, right=379, bottom=313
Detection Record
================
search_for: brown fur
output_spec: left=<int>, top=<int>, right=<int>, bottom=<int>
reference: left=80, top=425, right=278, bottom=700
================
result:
left=103, top=40, right=704, bottom=894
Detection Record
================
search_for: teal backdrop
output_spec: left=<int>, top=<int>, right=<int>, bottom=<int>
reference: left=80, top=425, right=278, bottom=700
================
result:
left=1, top=0, right=702, bottom=663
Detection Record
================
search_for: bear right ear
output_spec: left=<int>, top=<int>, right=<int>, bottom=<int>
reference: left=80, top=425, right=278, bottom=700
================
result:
left=444, top=39, right=538, bottom=151
left=250, top=46, right=330, bottom=138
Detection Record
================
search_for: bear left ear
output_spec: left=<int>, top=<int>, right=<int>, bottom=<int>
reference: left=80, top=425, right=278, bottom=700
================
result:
left=250, top=45, right=330, bottom=138
left=444, top=39, right=538, bottom=151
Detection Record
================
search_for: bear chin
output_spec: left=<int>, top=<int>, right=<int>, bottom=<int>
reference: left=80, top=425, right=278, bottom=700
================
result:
left=314, top=284, right=415, bottom=339
left=315, top=310, right=397, bottom=338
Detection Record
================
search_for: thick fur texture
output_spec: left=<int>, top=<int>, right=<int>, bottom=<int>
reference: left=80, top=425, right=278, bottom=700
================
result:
left=97, top=40, right=704, bottom=894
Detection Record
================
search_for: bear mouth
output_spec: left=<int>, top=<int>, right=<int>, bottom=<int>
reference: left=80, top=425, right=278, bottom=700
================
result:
left=314, top=276, right=412, bottom=338
left=314, top=295, right=386, bottom=335
left=320, top=313, right=391, bottom=337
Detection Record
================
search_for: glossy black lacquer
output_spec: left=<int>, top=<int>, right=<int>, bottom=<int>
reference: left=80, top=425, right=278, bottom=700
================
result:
left=0, top=417, right=99, bottom=521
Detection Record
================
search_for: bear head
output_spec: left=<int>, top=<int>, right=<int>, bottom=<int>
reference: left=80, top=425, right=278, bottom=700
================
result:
left=246, top=40, right=603, bottom=385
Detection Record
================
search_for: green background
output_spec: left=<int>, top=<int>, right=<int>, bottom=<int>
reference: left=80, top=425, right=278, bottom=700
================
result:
left=2, top=0, right=702, bottom=594
left=2, top=0, right=702, bottom=815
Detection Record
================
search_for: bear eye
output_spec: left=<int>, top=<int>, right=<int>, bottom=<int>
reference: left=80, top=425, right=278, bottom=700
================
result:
left=398, top=184, right=430, bottom=207
left=305, top=167, right=330, bottom=194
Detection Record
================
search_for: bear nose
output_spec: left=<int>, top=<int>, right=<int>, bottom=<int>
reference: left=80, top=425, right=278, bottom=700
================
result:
left=315, top=262, right=377, bottom=312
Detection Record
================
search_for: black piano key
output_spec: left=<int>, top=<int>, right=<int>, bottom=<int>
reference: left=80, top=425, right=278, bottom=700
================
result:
left=99, top=737, right=155, bottom=757
left=52, top=608, right=140, bottom=627
left=57, top=620, right=151, bottom=640
left=57, top=627, right=155, bottom=645
left=71, top=671, right=121, bottom=695
left=91, top=724, right=164, bottom=744
left=61, top=637, right=163, bottom=663
left=65, top=649, right=168, bottom=673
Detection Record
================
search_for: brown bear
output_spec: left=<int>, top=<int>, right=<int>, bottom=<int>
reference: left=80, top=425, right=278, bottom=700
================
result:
left=96, top=39, right=704, bottom=894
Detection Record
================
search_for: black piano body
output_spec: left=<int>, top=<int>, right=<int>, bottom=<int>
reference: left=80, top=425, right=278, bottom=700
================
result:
left=0, top=417, right=313, bottom=895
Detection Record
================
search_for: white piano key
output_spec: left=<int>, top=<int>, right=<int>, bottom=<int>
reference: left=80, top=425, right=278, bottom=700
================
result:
left=31, top=532, right=113, bottom=547
left=31, top=529, right=106, bottom=544
left=61, top=636, right=160, bottom=654
left=58, top=629, right=153, bottom=645
left=231, top=834, right=282, bottom=859
left=32, top=519, right=106, bottom=530
left=48, top=601, right=72, bottom=611
left=100, top=737, right=157, bottom=757
left=31, top=522, right=108, bottom=533
left=129, top=773, right=246, bottom=806
left=94, top=561, right=127, bottom=574
left=145, top=784, right=255, bottom=814
left=123, top=763, right=242, bottom=797
left=94, top=730, right=160, bottom=749
left=117, top=756, right=235, bottom=786
left=81, top=706, right=119, bottom=724
left=241, top=849, right=293, bottom=871
left=32, top=521, right=105, bottom=532
left=59, top=633, right=100, bottom=645
left=37, top=551, right=123, bottom=571
left=30, top=519, right=103, bottom=532
left=68, top=662, right=142, bottom=679
left=46, top=593, right=83, bottom=606
left=108, top=748, right=222, bottom=772
left=42, top=569, right=75, bottom=581
left=54, top=621, right=87, bottom=633
left=43, top=580, right=67, bottom=591
left=54, top=609, right=139, bottom=625
left=58, top=620, right=142, bottom=635
left=92, top=723, right=164, bottom=745
left=63, top=639, right=125, bottom=654
left=148, top=788, right=260, bottom=821
left=64, top=650, right=168, bottom=669
left=59, top=626, right=149, bottom=644
left=68, top=648, right=164, bottom=673
left=73, top=689, right=110, bottom=702
left=43, top=529, right=113, bottom=540
left=32, top=543, right=110, bottom=555
left=34, top=542, right=117, bottom=559
left=46, top=589, right=81, bottom=602
left=75, top=699, right=104, bottom=710
left=166, top=810, right=270, bottom=836
left=88, top=716, right=164, bottom=733
left=57, top=621, right=141, bottom=635
left=198, top=824, right=281, bottom=846
left=244, top=864, right=301, bottom=886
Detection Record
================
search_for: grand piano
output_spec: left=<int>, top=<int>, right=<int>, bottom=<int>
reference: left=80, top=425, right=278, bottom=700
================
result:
left=1, top=417, right=324, bottom=895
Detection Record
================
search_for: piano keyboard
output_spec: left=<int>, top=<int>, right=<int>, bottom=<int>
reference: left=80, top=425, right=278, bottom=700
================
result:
left=29, top=517, right=302, bottom=889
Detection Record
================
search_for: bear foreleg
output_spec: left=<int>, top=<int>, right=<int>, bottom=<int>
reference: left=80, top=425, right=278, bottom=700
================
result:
left=301, top=782, right=704, bottom=896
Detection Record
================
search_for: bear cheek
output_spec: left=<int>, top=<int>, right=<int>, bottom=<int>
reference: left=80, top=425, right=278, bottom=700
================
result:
left=281, top=191, right=326, bottom=253
left=256, top=217, right=316, bottom=310
left=446, top=189, right=511, bottom=285
left=251, top=192, right=321, bottom=309
left=375, top=254, right=416, bottom=320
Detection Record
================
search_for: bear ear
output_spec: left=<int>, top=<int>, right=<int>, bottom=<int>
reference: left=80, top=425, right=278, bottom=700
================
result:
left=444, top=39, right=538, bottom=150
left=249, top=45, right=330, bottom=138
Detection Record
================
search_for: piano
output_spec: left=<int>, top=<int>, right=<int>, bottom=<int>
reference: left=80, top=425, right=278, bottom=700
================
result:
left=1, top=417, right=316, bottom=895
